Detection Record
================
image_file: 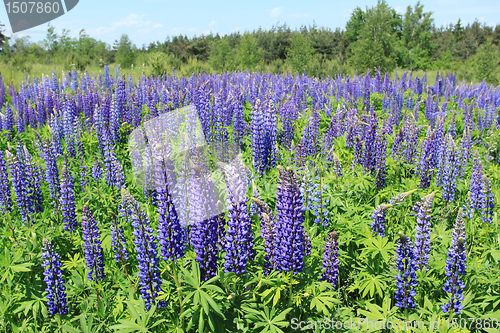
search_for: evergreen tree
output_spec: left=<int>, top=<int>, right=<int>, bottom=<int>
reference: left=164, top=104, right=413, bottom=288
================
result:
left=286, top=32, right=314, bottom=74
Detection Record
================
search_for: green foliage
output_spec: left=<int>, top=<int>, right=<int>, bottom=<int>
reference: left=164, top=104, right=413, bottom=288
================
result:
left=146, top=52, right=181, bottom=76
left=286, top=32, right=314, bottom=74
left=209, top=38, right=235, bottom=72
left=1, top=5, right=499, bottom=81
left=347, top=0, right=403, bottom=73
left=474, top=41, right=500, bottom=85
left=236, top=33, right=261, bottom=71
left=0, top=74, right=499, bottom=332
left=114, top=34, right=136, bottom=69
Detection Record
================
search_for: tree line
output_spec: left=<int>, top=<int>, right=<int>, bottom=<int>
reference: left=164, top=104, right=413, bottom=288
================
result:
left=1, top=0, right=499, bottom=84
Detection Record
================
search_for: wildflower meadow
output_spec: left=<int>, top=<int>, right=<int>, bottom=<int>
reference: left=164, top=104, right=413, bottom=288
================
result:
left=0, top=67, right=499, bottom=332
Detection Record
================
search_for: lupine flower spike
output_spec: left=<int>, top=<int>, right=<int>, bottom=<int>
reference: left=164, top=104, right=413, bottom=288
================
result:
left=441, top=209, right=467, bottom=314
left=321, top=231, right=340, bottom=288
left=81, top=206, right=105, bottom=282
left=121, top=188, right=165, bottom=310
left=395, top=232, right=418, bottom=309
left=41, top=239, right=68, bottom=316
left=413, top=192, right=436, bottom=270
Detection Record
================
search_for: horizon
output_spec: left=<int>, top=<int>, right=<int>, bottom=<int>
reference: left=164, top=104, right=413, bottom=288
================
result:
left=1, top=0, right=499, bottom=47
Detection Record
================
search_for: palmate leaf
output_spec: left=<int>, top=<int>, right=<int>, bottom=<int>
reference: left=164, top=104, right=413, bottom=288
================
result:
left=62, top=252, right=85, bottom=271
left=243, top=305, right=292, bottom=333
left=110, top=300, right=165, bottom=332
left=0, top=248, right=33, bottom=284
left=357, top=297, right=398, bottom=323
left=358, top=272, right=386, bottom=298
left=307, top=281, right=341, bottom=316
left=360, top=235, right=395, bottom=261
left=13, top=294, right=46, bottom=324
left=180, top=262, right=225, bottom=332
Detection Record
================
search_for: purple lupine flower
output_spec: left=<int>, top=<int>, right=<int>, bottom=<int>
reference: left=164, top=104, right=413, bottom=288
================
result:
left=395, top=232, right=418, bottom=309
left=121, top=188, right=165, bottom=310
left=441, top=209, right=467, bottom=314
left=155, top=158, right=185, bottom=262
left=219, top=162, right=254, bottom=274
left=302, top=173, right=330, bottom=227
left=413, top=192, right=435, bottom=270
left=191, top=217, right=219, bottom=281
left=301, top=110, right=320, bottom=158
left=294, top=138, right=308, bottom=169
left=252, top=197, right=277, bottom=273
left=392, top=128, right=405, bottom=158
left=101, top=128, right=117, bottom=187
left=7, top=151, right=33, bottom=224
left=251, top=98, right=278, bottom=175
left=440, top=135, right=460, bottom=203
left=103, top=64, right=112, bottom=90
left=372, top=190, right=415, bottom=237
left=279, top=100, right=297, bottom=148
left=479, top=175, right=494, bottom=223
left=388, top=190, right=416, bottom=207
left=353, top=137, right=364, bottom=168
left=41, top=239, right=68, bottom=316
left=42, top=140, right=60, bottom=201
left=0, top=151, right=12, bottom=214
left=223, top=188, right=254, bottom=274
left=62, top=105, right=76, bottom=158
left=458, top=127, right=472, bottom=177
left=49, top=114, right=64, bottom=157
left=330, top=152, right=343, bottom=177
left=448, top=112, right=456, bottom=138
left=371, top=204, right=391, bottom=237
left=25, top=151, right=43, bottom=214
left=467, top=151, right=483, bottom=218
left=81, top=206, right=105, bottom=281
left=321, top=231, right=340, bottom=288
left=232, top=95, right=245, bottom=147
left=3, top=105, right=14, bottom=139
left=112, top=159, right=126, bottom=189
left=60, top=166, right=77, bottom=231
left=111, top=214, right=129, bottom=263
left=80, top=158, right=88, bottom=192
left=92, top=158, right=102, bottom=181
left=275, top=166, right=305, bottom=273
left=416, top=128, right=435, bottom=189
left=361, top=121, right=378, bottom=174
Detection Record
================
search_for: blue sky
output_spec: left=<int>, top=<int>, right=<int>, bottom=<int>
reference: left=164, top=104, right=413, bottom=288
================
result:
left=1, top=0, right=500, bottom=47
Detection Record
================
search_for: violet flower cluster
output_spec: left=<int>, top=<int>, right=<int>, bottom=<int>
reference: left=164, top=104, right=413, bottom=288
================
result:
left=274, top=166, right=305, bottom=273
left=412, top=192, right=435, bottom=270
left=121, top=189, right=165, bottom=310
left=441, top=210, right=467, bottom=314
left=81, top=205, right=105, bottom=282
left=41, top=239, right=68, bottom=316
left=395, top=232, right=418, bottom=309
left=321, top=231, right=340, bottom=288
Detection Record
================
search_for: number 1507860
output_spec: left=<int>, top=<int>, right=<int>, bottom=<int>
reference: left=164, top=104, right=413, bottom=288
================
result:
left=5, top=1, right=60, bottom=14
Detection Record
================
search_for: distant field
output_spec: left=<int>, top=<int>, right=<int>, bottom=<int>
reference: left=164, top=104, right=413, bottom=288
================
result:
left=0, top=62, right=458, bottom=87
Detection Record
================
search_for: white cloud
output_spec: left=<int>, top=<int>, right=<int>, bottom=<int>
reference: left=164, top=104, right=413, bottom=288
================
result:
left=209, top=21, right=217, bottom=27
left=269, top=7, right=283, bottom=17
left=395, top=6, right=405, bottom=13
left=94, top=14, right=162, bottom=35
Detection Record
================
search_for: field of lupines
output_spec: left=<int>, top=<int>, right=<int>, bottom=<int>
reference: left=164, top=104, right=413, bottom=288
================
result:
left=0, top=65, right=499, bottom=332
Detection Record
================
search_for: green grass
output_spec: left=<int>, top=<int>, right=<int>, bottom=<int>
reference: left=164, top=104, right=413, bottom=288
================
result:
left=0, top=62, right=483, bottom=87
